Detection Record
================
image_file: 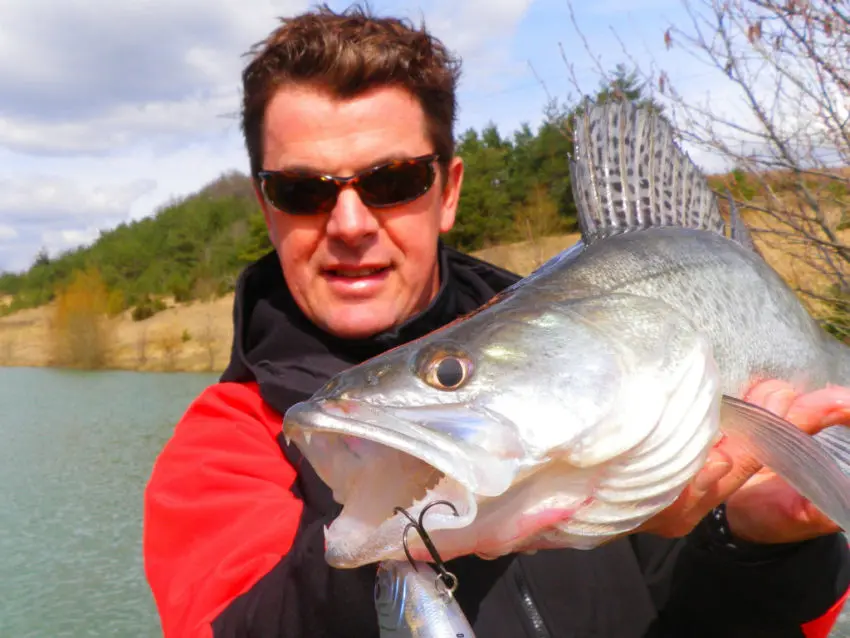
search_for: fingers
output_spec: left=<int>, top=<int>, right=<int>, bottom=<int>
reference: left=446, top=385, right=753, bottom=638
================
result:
left=743, top=379, right=850, bottom=433
left=709, top=380, right=844, bottom=520
left=692, top=457, right=733, bottom=491
left=742, top=379, right=796, bottom=416
left=637, top=382, right=805, bottom=538
left=708, top=435, right=765, bottom=497
left=784, top=385, right=850, bottom=434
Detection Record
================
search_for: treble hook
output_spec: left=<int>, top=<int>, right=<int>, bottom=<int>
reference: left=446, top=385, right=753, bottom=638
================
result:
left=394, top=500, right=460, bottom=596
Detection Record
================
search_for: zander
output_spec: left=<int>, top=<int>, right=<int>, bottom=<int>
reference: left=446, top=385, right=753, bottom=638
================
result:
left=283, top=99, right=850, bottom=569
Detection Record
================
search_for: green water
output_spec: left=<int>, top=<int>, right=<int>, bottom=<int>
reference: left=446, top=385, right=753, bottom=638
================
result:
left=0, top=367, right=218, bottom=637
left=0, top=367, right=847, bottom=637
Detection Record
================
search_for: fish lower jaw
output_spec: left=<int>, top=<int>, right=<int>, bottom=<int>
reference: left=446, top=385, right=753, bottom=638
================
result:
left=324, top=473, right=478, bottom=568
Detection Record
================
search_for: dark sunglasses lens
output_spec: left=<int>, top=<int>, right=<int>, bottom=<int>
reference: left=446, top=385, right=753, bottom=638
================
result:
left=264, top=175, right=338, bottom=214
left=358, top=161, right=434, bottom=207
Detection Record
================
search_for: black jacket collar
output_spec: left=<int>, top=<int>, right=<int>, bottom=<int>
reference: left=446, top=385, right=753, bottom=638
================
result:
left=220, top=241, right=519, bottom=415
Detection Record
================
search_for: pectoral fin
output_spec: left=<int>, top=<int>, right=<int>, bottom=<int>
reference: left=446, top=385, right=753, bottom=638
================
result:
left=719, top=395, right=850, bottom=532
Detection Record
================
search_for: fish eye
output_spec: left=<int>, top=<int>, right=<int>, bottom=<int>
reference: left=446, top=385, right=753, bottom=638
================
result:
left=424, top=355, right=471, bottom=390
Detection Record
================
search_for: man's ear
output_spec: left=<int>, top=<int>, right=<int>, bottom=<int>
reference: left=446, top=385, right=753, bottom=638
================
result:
left=439, top=156, right=464, bottom=233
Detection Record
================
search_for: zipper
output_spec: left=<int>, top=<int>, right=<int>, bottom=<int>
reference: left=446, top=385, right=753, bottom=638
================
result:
left=513, top=565, right=552, bottom=638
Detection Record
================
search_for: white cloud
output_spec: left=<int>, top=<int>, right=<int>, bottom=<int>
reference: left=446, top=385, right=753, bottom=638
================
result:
left=41, top=228, right=102, bottom=252
left=0, top=0, right=309, bottom=155
left=0, top=92, right=240, bottom=156
left=424, top=0, right=536, bottom=91
left=0, top=173, right=158, bottom=272
left=0, top=0, right=534, bottom=156
left=0, top=224, right=17, bottom=240
left=0, top=176, right=156, bottom=224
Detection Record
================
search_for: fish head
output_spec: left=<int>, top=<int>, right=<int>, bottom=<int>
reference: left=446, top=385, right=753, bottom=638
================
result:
left=284, top=293, right=721, bottom=567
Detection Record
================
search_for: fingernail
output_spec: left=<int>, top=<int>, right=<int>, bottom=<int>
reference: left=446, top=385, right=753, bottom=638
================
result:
left=693, top=460, right=733, bottom=492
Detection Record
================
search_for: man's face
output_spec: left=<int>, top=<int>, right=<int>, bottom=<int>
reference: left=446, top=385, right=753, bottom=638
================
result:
left=256, top=84, right=463, bottom=339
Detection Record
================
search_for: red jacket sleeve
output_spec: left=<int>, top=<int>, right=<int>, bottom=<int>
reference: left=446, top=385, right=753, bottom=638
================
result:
left=143, top=381, right=301, bottom=638
left=802, top=584, right=849, bottom=638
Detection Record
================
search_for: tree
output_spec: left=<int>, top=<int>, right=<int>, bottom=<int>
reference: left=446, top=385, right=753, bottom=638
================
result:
left=446, top=127, right=515, bottom=250
left=594, top=63, right=664, bottom=112
left=32, top=247, right=51, bottom=268
left=51, top=266, right=113, bottom=369
left=656, top=0, right=850, bottom=339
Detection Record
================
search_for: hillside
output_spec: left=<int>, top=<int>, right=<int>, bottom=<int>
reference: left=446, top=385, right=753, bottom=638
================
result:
left=0, top=171, right=271, bottom=317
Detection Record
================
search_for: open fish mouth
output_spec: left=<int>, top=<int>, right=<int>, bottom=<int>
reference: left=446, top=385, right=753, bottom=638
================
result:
left=283, top=398, right=525, bottom=567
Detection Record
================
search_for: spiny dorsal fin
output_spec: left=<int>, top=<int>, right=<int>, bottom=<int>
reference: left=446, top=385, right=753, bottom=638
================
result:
left=726, top=189, right=759, bottom=253
left=570, top=99, right=727, bottom=244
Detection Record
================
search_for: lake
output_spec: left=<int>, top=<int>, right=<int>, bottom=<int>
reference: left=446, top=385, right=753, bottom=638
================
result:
left=0, top=366, right=847, bottom=636
left=0, top=367, right=218, bottom=637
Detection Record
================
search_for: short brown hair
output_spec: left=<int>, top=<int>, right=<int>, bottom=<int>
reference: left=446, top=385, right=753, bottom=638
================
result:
left=240, top=3, right=462, bottom=178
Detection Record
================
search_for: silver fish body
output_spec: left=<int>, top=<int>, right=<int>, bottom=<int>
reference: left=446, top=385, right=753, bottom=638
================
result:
left=283, top=100, right=850, bottom=569
left=375, top=560, right=475, bottom=638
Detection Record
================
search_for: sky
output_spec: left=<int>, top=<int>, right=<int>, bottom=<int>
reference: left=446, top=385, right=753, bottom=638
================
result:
left=0, top=0, right=734, bottom=273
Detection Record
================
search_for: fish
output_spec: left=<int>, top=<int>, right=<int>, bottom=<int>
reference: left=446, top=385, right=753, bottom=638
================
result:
left=282, top=99, right=850, bottom=570
left=374, top=559, right=475, bottom=638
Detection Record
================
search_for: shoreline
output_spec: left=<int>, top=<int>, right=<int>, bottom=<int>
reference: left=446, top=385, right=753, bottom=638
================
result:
left=0, top=293, right=237, bottom=374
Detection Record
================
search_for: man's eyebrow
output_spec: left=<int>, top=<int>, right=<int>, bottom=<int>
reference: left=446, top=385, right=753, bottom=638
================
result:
left=274, top=153, right=423, bottom=175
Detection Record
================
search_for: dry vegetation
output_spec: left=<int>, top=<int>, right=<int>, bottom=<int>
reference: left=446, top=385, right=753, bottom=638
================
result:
left=0, top=286, right=234, bottom=372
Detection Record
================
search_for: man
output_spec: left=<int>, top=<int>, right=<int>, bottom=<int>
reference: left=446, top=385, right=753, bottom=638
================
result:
left=143, top=5, right=850, bottom=637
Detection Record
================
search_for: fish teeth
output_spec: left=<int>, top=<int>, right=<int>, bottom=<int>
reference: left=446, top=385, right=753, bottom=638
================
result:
left=283, top=430, right=292, bottom=446
left=304, top=431, right=312, bottom=445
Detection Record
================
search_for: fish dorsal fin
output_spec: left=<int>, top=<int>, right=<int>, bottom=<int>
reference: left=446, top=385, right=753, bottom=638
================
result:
left=726, top=189, right=759, bottom=253
left=570, top=99, right=727, bottom=244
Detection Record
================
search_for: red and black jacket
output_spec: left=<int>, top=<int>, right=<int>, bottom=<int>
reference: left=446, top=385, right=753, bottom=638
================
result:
left=144, top=246, right=850, bottom=638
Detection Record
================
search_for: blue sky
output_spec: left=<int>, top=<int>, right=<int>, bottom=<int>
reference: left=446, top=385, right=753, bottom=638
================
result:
left=0, top=0, right=733, bottom=273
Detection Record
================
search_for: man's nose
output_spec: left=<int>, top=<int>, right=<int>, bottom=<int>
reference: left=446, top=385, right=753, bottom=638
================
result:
left=325, top=187, right=380, bottom=245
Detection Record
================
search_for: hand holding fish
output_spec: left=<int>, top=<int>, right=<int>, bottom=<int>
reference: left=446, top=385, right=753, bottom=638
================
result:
left=725, top=381, right=849, bottom=543
left=636, top=380, right=850, bottom=544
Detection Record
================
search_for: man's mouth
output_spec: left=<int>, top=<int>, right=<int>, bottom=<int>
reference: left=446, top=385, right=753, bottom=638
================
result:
left=324, top=266, right=391, bottom=278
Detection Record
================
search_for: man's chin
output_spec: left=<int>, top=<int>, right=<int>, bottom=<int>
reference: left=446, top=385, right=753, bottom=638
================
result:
left=319, top=306, right=403, bottom=340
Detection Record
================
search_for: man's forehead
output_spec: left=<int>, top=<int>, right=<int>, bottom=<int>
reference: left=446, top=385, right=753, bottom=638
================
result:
left=262, top=85, right=431, bottom=173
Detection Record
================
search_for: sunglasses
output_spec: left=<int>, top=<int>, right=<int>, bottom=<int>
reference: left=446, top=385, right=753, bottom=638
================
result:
left=257, top=153, right=441, bottom=215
